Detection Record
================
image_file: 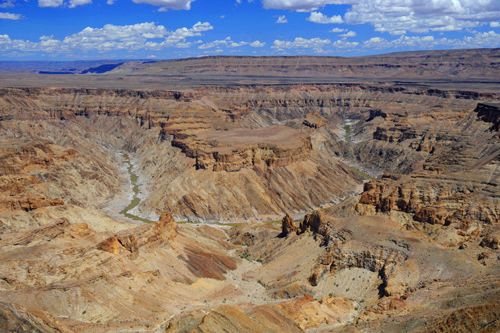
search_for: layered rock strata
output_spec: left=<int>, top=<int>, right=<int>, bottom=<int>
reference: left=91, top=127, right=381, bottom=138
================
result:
left=353, top=103, right=500, bottom=228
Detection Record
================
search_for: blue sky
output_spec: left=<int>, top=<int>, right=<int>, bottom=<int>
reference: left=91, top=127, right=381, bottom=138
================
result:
left=1, top=0, right=500, bottom=60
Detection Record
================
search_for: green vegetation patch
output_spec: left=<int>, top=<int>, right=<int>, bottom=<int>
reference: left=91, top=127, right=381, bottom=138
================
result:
left=350, top=166, right=374, bottom=180
left=343, top=124, right=352, bottom=142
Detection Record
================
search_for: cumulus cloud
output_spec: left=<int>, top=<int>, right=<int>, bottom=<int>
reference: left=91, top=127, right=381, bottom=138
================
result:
left=250, top=40, right=265, bottom=47
left=198, top=36, right=258, bottom=49
left=307, top=11, right=343, bottom=24
left=272, top=37, right=331, bottom=50
left=0, top=0, right=15, bottom=8
left=263, top=0, right=341, bottom=11
left=268, top=30, right=500, bottom=53
left=462, top=30, right=500, bottom=48
left=68, top=0, right=91, bottom=7
left=343, top=0, right=492, bottom=35
left=339, top=31, right=356, bottom=37
left=332, top=39, right=358, bottom=48
left=362, top=31, right=500, bottom=50
left=263, top=0, right=500, bottom=35
left=198, top=37, right=229, bottom=49
left=491, top=22, right=500, bottom=28
left=0, top=21, right=213, bottom=54
left=330, top=28, right=345, bottom=33
left=38, top=0, right=90, bottom=8
left=276, top=15, right=287, bottom=23
left=38, top=0, right=63, bottom=7
left=163, top=21, right=213, bottom=45
left=62, top=22, right=169, bottom=52
left=131, top=0, right=194, bottom=10
left=0, top=20, right=269, bottom=57
left=0, top=11, right=21, bottom=19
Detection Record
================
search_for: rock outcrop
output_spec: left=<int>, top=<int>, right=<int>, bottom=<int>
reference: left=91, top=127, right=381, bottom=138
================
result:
left=476, top=102, right=500, bottom=131
left=281, top=213, right=297, bottom=236
left=480, top=235, right=500, bottom=250
left=97, top=211, right=178, bottom=254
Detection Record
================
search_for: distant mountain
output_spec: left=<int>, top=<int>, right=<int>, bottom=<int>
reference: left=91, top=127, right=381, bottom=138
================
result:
left=104, top=48, right=500, bottom=80
left=0, top=60, right=144, bottom=74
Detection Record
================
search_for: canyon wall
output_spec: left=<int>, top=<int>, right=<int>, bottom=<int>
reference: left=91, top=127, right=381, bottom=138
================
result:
left=1, top=84, right=499, bottom=223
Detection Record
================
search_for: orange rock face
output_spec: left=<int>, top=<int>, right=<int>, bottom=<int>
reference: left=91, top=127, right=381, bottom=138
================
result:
left=96, top=235, right=123, bottom=254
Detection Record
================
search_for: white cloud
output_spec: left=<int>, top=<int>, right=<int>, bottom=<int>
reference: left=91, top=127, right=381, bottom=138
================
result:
left=262, top=0, right=342, bottom=11
left=250, top=40, right=265, bottom=47
left=330, top=28, right=345, bottom=33
left=362, top=31, right=500, bottom=50
left=307, top=11, right=343, bottom=24
left=272, top=37, right=331, bottom=50
left=0, top=0, right=15, bottom=8
left=345, top=0, right=500, bottom=34
left=38, top=0, right=63, bottom=7
left=0, top=22, right=213, bottom=54
left=363, top=36, right=391, bottom=49
left=0, top=34, right=12, bottom=46
left=68, top=0, right=91, bottom=7
left=106, top=0, right=115, bottom=4
left=332, top=39, right=358, bottom=48
left=131, top=0, right=194, bottom=10
left=363, top=35, right=442, bottom=49
left=339, top=30, right=356, bottom=37
left=491, top=22, right=500, bottom=28
left=0, top=11, right=21, bottom=19
left=38, top=0, right=90, bottom=7
left=269, top=30, right=500, bottom=53
left=276, top=15, right=287, bottom=23
left=461, top=30, right=500, bottom=48
left=199, top=37, right=229, bottom=49
left=198, top=36, right=253, bottom=49
left=228, top=41, right=248, bottom=47
left=263, top=0, right=500, bottom=35
left=61, top=22, right=169, bottom=52
left=164, top=21, right=213, bottom=44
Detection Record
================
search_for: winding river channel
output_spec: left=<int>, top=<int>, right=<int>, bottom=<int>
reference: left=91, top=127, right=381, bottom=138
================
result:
left=343, top=119, right=353, bottom=142
left=119, top=153, right=156, bottom=223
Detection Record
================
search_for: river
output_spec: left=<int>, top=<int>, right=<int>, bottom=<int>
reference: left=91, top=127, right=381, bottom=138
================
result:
left=119, top=152, right=156, bottom=223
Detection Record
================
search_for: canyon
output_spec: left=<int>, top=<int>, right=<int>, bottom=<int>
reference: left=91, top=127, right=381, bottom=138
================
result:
left=0, top=49, right=499, bottom=332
